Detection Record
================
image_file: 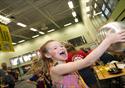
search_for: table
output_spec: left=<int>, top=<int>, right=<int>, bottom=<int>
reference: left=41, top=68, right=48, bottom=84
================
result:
left=93, top=64, right=125, bottom=88
left=93, top=65, right=125, bottom=80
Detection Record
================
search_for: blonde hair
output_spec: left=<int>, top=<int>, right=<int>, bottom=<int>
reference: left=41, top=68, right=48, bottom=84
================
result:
left=99, top=22, right=125, bottom=42
left=98, top=22, right=125, bottom=52
left=26, top=59, right=43, bottom=75
left=39, top=40, right=55, bottom=74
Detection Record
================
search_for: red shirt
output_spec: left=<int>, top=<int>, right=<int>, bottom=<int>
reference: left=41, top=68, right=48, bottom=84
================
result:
left=66, top=50, right=87, bottom=62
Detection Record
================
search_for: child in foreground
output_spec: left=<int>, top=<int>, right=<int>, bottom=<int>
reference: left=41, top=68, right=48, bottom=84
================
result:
left=39, top=30, right=125, bottom=88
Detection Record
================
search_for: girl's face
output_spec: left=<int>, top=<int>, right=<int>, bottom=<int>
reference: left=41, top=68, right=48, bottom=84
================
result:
left=45, top=41, right=68, bottom=61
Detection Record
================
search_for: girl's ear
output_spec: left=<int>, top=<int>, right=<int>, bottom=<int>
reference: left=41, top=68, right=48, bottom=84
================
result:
left=45, top=53, right=52, bottom=58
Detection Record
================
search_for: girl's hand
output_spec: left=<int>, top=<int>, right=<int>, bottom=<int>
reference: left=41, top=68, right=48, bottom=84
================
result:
left=105, top=30, right=125, bottom=44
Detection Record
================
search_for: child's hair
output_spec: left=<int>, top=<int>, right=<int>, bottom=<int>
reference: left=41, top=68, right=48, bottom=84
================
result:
left=39, top=40, right=55, bottom=73
left=26, top=59, right=43, bottom=75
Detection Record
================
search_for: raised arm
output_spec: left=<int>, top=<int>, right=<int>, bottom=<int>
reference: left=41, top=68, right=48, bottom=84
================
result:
left=51, top=31, right=125, bottom=75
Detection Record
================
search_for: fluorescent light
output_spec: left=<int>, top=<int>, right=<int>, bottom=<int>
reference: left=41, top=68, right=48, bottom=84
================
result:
left=39, top=31, right=45, bottom=34
left=32, top=53, right=36, bottom=57
left=102, top=4, right=105, bottom=11
left=30, top=28, right=38, bottom=31
left=87, top=14, right=91, bottom=17
left=17, top=22, right=27, bottom=27
left=32, top=35, right=39, bottom=38
left=47, top=29, right=55, bottom=32
left=64, top=23, right=72, bottom=27
left=94, top=3, right=97, bottom=8
left=12, top=42, right=16, bottom=45
left=18, top=40, right=25, bottom=43
left=94, top=12, right=102, bottom=16
left=74, top=18, right=78, bottom=22
left=86, top=6, right=90, bottom=12
left=68, top=1, right=74, bottom=9
left=72, top=11, right=77, bottom=17
left=0, top=15, right=11, bottom=24
left=86, top=0, right=90, bottom=2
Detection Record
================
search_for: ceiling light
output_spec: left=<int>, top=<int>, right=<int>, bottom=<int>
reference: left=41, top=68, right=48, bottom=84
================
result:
left=47, top=29, right=55, bottom=32
left=68, top=1, right=74, bottom=9
left=74, top=18, right=79, bottom=22
left=87, top=14, right=91, bottom=17
left=94, top=12, right=102, bottom=16
left=0, top=15, right=11, bottom=24
left=30, top=28, right=38, bottom=31
left=86, top=6, right=90, bottom=12
left=32, top=35, right=39, bottom=38
left=64, top=23, right=72, bottom=27
left=17, top=22, right=27, bottom=27
left=12, top=42, right=16, bottom=45
left=39, top=31, right=45, bottom=34
left=86, top=0, right=90, bottom=2
left=18, top=40, right=25, bottom=43
left=72, top=11, right=77, bottom=17
left=94, top=3, right=97, bottom=8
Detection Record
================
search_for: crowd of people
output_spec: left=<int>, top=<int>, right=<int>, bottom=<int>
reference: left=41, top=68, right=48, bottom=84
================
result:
left=26, top=57, right=52, bottom=88
left=0, top=62, right=19, bottom=88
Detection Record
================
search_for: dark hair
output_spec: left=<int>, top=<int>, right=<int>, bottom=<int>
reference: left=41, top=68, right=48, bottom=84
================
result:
left=1, top=62, right=7, bottom=70
left=64, top=43, right=76, bottom=52
left=39, top=40, right=55, bottom=73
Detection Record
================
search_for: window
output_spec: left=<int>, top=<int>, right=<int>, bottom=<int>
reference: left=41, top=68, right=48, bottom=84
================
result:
left=68, top=36, right=87, bottom=47
left=10, top=58, right=18, bottom=65
left=18, top=56, right=24, bottom=63
left=23, top=54, right=32, bottom=62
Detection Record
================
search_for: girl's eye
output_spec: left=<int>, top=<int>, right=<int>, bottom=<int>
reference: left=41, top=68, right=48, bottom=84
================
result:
left=54, top=47, right=57, bottom=49
left=61, top=45, right=64, bottom=47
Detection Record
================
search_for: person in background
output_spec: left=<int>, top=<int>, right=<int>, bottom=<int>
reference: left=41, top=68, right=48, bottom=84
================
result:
left=65, top=43, right=87, bottom=62
left=43, top=72, right=52, bottom=88
left=26, top=56, right=39, bottom=75
left=26, top=60, right=47, bottom=88
left=0, top=65, right=8, bottom=88
left=65, top=43, right=98, bottom=88
left=39, top=30, right=125, bottom=88
left=1, top=62, right=15, bottom=88
left=7, top=67, right=19, bottom=82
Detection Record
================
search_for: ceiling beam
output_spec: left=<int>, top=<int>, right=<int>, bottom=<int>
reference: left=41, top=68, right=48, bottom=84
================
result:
left=12, top=21, right=44, bottom=34
left=11, top=34, right=30, bottom=40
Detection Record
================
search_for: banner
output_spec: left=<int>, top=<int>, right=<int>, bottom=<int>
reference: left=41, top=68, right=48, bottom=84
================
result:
left=0, top=24, right=14, bottom=52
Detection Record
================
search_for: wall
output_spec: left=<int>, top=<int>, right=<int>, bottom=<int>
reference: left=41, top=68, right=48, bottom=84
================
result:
left=0, top=22, right=93, bottom=67
left=79, top=0, right=100, bottom=45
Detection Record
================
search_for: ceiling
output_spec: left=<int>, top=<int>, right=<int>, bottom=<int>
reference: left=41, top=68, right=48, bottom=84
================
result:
left=0, top=0, right=82, bottom=45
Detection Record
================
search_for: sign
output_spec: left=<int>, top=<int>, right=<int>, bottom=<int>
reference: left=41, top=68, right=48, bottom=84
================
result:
left=0, top=24, right=14, bottom=52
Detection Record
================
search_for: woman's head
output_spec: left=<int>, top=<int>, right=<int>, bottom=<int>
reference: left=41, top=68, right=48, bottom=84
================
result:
left=64, top=43, right=76, bottom=52
left=1, top=62, right=7, bottom=70
left=99, top=22, right=125, bottom=52
left=40, top=40, right=68, bottom=61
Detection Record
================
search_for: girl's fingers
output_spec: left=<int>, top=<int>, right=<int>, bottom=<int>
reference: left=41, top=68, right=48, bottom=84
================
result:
left=118, top=30, right=125, bottom=34
left=119, top=40, right=125, bottom=42
left=120, top=33, right=125, bottom=37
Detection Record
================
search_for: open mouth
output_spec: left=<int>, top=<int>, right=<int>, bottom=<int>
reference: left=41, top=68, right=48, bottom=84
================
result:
left=58, top=51, right=67, bottom=60
left=59, top=51, right=66, bottom=55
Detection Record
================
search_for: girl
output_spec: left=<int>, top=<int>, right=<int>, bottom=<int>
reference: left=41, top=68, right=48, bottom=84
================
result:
left=39, top=30, right=125, bottom=88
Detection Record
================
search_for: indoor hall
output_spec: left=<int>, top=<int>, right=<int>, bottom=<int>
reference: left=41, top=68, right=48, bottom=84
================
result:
left=0, top=0, right=125, bottom=88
